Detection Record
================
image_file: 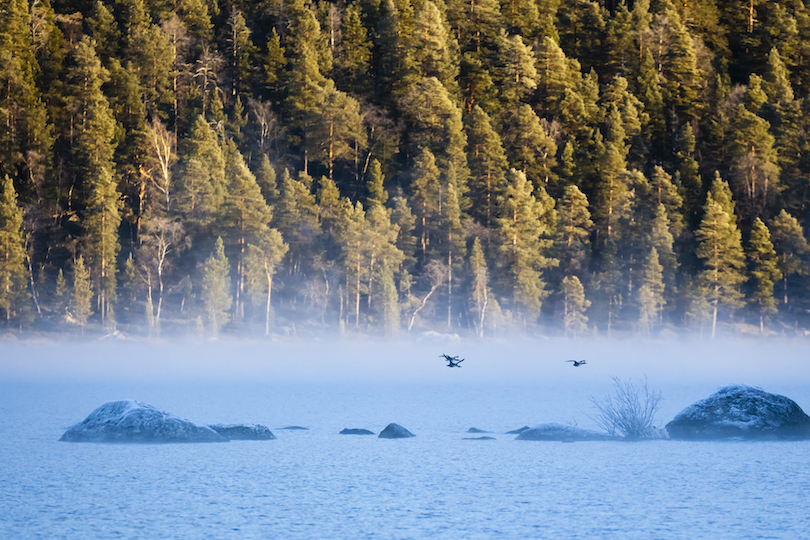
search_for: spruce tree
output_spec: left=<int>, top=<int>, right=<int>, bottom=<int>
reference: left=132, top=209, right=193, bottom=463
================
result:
left=202, top=237, right=232, bottom=336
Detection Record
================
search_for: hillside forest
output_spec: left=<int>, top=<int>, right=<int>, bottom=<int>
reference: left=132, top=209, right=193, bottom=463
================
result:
left=2, top=0, right=810, bottom=338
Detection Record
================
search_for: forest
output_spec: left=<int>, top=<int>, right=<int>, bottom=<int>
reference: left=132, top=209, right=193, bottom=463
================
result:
left=1, top=0, right=810, bottom=339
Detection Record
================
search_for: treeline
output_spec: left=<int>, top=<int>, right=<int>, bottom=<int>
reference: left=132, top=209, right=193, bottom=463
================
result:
left=2, top=0, right=810, bottom=338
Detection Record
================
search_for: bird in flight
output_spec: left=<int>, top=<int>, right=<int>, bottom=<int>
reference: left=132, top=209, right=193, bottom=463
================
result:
left=566, top=360, right=587, bottom=367
left=441, top=354, right=464, bottom=368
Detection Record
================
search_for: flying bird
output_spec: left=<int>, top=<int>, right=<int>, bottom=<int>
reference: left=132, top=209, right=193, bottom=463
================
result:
left=441, top=354, right=464, bottom=368
left=566, top=360, right=587, bottom=367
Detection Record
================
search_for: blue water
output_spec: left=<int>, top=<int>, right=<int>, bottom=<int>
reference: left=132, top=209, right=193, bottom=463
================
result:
left=1, top=338, right=809, bottom=538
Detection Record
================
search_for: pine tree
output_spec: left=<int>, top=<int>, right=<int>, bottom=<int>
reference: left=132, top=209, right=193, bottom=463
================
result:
left=72, top=255, right=93, bottom=329
left=496, top=169, right=557, bottom=324
left=309, top=80, right=367, bottom=182
left=255, top=154, right=280, bottom=206
left=202, top=237, right=232, bottom=336
left=375, top=260, right=400, bottom=335
left=554, top=184, right=592, bottom=278
left=339, top=1, right=372, bottom=96
left=464, top=105, right=507, bottom=228
left=0, top=176, right=28, bottom=322
left=411, top=0, right=459, bottom=97
left=398, top=77, right=469, bottom=189
left=437, top=164, right=466, bottom=329
left=468, top=236, right=490, bottom=337
left=175, top=115, right=226, bottom=227
left=366, top=159, right=388, bottom=207
left=246, top=228, right=288, bottom=335
left=225, top=7, right=256, bottom=99
left=68, top=38, right=122, bottom=325
left=221, top=140, right=273, bottom=320
left=562, top=275, right=589, bottom=337
left=746, top=217, right=781, bottom=332
left=495, top=30, right=538, bottom=108
left=500, top=104, right=557, bottom=190
left=335, top=199, right=367, bottom=328
left=638, top=247, right=665, bottom=335
left=272, top=170, right=321, bottom=276
left=410, top=147, right=442, bottom=261
left=649, top=204, right=678, bottom=308
left=696, top=192, right=747, bottom=338
left=769, top=209, right=809, bottom=306
left=726, top=101, right=779, bottom=223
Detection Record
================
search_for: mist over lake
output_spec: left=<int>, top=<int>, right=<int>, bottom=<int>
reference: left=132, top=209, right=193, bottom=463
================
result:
left=1, top=336, right=809, bottom=538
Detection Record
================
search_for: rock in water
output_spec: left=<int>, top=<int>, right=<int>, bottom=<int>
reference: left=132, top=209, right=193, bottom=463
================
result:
left=516, top=423, right=614, bottom=441
left=340, top=428, right=374, bottom=435
left=506, top=426, right=530, bottom=435
left=59, top=400, right=228, bottom=443
left=666, top=384, right=810, bottom=440
left=208, top=424, right=276, bottom=440
left=378, top=423, right=415, bottom=438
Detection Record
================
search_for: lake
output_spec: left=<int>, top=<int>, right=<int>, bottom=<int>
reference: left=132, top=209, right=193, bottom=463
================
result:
left=1, top=336, right=809, bottom=538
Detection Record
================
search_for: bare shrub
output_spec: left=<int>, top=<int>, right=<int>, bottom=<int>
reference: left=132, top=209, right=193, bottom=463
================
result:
left=589, top=375, right=663, bottom=439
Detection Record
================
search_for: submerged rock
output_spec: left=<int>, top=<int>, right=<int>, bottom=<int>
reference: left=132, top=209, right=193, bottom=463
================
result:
left=280, top=426, right=309, bottom=430
left=60, top=400, right=227, bottom=443
left=516, top=423, right=614, bottom=442
left=466, top=427, right=488, bottom=433
left=506, top=426, right=530, bottom=435
left=378, top=423, right=415, bottom=438
left=208, top=424, right=276, bottom=440
left=464, top=436, right=496, bottom=440
left=340, top=428, right=374, bottom=435
left=666, top=384, right=810, bottom=440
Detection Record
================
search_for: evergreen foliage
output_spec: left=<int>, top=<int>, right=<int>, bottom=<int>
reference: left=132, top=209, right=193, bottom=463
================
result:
left=3, top=0, right=810, bottom=338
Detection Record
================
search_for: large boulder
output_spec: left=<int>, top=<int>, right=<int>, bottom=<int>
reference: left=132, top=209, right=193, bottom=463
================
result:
left=516, top=422, right=614, bottom=442
left=60, top=400, right=228, bottom=443
left=378, top=423, right=415, bottom=438
left=666, top=384, right=810, bottom=440
left=208, top=424, right=276, bottom=440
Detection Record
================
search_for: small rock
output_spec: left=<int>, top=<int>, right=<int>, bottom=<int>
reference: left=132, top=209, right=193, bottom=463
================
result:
left=516, top=423, right=614, bottom=441
left=466, top=427, right=488, bottom=433
left=506, top=426, right=530, bottom=434
left=208, top=424, right=276, bottom=440
left=340, top=428, right=374, bottom=435
left=378, top=423, right=415, bottom=438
